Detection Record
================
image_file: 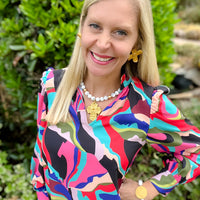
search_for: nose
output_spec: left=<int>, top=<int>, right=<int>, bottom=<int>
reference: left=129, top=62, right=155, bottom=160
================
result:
left=96, top=32, right=111, bottom=50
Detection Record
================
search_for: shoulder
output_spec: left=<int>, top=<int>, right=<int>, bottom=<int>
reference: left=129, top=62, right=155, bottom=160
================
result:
left=129, top=76, right=170, bottom=101
left=152, top=85, right=170, bottom=100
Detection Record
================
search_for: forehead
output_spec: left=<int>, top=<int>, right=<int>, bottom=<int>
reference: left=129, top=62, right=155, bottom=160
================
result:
left=84, top=0, right=138, bottom=26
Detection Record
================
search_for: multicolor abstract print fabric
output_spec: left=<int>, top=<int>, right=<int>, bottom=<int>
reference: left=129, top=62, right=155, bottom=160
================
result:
left=31, top=68, right=200, bottom=199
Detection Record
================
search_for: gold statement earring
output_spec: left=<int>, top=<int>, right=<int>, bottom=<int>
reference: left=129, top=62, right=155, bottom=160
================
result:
left=128, top=49, right=143, bottom=63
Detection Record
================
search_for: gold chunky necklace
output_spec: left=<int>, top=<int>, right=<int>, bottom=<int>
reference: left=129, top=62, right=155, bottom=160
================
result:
left=80, top=82, right=121, bottom=121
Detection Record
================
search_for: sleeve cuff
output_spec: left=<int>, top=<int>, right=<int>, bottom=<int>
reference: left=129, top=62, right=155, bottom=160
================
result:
left=150, top=171, right=180, bottom=195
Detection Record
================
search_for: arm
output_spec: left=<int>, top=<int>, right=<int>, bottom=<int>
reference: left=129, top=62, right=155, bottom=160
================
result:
left=30, top=69, right=54, bottom=200
left=120, top=88, right=200, bottom=199
left=147, top=89, right=200, bottom=195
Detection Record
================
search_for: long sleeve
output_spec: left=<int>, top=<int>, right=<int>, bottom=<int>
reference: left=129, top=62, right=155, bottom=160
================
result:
left=147, top=88, right=200, bottom=195
left=30, top=69, right=53, bottom=200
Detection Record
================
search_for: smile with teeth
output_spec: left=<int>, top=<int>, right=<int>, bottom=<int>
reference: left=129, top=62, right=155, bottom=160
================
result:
left=91, top=52, right=113, bottom=62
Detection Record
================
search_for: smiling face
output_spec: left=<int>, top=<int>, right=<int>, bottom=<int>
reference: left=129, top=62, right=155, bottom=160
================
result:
left=81, top=0, right=139, bottom=79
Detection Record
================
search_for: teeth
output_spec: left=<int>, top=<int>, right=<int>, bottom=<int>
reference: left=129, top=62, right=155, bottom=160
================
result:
left=93, top=53, right=112, bottom=62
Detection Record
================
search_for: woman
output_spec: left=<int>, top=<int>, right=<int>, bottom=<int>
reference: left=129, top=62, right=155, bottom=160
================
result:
left=31, top=0, right=200, bottom=199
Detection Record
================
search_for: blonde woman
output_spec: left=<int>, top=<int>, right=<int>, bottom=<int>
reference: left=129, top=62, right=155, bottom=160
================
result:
left=31, top=0, right=200, bottom=199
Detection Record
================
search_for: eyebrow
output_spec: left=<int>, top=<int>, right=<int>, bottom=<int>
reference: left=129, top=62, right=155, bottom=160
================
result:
left=114, top=25, right=133, bottom=31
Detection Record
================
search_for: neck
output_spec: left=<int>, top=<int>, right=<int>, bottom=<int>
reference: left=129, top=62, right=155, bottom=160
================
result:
left=84, top=73, right=121, bottom=97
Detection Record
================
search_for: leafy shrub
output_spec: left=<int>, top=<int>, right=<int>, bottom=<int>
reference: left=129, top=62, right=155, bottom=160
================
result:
left=0, top=150, right=36, bottom=199
left=151, top=0, right=178, bottom=86
left=0, top=0, right=83, bottom=149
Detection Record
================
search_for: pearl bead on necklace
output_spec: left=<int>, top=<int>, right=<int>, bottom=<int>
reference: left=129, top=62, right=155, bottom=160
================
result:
left=80, top=82, right=121, bottom=102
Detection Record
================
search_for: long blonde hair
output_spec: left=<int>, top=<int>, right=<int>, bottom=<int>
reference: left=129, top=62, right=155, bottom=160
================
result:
left=46, top=0, right=160, bottom=124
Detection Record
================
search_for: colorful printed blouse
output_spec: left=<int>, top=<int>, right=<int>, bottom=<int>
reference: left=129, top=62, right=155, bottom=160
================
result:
left=31, top=68, right=200, bottom=200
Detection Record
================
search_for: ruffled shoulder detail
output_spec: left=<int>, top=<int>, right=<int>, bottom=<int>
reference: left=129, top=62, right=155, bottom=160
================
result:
left=40, top=67, right=65, bottom=93
left=39, top=67, right=65, bottom=112
left=155, top=85, right=170, bottom=95
left=40, top=67, right=55, bottom=85
left=151, top=85, right=170, bottom=115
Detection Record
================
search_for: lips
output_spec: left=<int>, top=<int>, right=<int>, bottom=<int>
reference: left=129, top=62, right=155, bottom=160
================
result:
left=90, top=51, right=114, bottom=64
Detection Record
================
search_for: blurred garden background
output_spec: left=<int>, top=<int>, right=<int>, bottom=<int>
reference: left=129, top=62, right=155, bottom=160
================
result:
left=0, top=0, right=200, bottom=199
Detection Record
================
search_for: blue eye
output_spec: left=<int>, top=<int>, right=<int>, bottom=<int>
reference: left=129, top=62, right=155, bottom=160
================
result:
left=116, top=30, right=127, bottom=36
left=89, top=23, right=100, bottom=29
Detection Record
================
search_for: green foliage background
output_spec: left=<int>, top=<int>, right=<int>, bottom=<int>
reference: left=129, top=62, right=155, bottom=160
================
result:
left=1, top=0, right=199, bottom=199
